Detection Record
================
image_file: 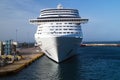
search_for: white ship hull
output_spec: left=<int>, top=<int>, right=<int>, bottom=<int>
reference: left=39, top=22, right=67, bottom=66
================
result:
left=30, top=4, right=88, bottom=63
left=37, top=36, right=82, bottom=62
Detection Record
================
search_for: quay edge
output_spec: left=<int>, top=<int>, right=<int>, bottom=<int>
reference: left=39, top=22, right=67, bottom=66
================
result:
left=0, top=52, right=44, bottom=76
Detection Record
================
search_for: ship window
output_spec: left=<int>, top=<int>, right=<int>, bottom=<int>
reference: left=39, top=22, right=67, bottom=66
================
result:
left=64, top=23, right=67, bottom=24
left=59, top=32, right=62, bottom=34
left=63, top=29, right=67, bottom=30
left=69, top=29, right=73, bottom=30
left=50, top=29, right=54, bottom=31
left=56, top=23, right=62, bottom=24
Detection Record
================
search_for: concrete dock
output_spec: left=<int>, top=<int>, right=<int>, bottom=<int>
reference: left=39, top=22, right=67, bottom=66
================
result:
left=81, top=44, right=120, bottom=47
left=0, top=47, right=44, bottom=76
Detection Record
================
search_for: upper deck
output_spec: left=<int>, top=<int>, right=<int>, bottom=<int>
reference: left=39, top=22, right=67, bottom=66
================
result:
left=40, top=9, right=79, bottom=18
left=29, top=4, right=88, bottom=25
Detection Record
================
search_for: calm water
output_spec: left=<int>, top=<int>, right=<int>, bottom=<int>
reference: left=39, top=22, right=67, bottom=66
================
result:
left=1, top=45, right=120, bottom=80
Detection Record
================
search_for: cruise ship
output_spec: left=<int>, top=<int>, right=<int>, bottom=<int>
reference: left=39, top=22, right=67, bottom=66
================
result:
left=30, top=4, right=88, bottom=62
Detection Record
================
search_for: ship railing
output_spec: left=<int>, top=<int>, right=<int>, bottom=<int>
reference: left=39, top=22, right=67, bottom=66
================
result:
left=29, top=18, right=88, bottom=24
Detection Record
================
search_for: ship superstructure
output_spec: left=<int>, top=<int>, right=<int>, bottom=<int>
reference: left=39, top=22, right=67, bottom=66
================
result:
left=30, top=4, right=88, bottom=62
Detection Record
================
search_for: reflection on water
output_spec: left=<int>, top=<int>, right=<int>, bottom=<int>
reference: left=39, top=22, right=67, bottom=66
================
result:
left=1, top=46, right=120, bottom=80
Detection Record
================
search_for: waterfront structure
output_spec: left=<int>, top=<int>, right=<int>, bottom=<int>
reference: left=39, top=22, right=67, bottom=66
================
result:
left=3, top=40, right=17, bottom=55
left=30, top=4, right=88, bottom=62
left=0, top=41, right=3, bottom=55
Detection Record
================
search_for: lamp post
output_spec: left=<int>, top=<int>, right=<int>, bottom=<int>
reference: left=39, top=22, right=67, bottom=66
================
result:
left=16, top=29, right=17, bottom=42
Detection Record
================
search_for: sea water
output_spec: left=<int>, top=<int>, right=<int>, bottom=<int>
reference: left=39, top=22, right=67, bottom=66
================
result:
left=1, top=42, right=120, bottom=80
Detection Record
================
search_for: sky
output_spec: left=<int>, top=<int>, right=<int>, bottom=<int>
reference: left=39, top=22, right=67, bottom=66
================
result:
left=0, top=0, right=120, bottom=42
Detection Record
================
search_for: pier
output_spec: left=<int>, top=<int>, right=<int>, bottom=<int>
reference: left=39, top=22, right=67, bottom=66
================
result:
left=81, top=44, right=120, bottom=47
left=0, top=47, right=44, bottom=76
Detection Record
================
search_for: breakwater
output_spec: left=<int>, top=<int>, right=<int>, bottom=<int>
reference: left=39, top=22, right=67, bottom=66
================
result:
left=81, top=44, right=120, bottom=47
